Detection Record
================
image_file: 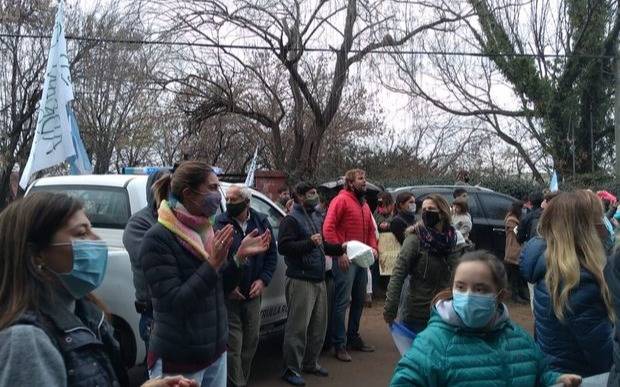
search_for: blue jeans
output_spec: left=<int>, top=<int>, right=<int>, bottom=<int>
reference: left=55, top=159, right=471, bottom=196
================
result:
left=148, top=352, right=227, bottom=387
left=331, top=261, right=368, bottom=349
left=139, top=310, right=153, bottom=352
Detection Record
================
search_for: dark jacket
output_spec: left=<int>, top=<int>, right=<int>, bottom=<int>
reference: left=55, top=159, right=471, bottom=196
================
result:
left=517, top=207, right=542, bottom=244
left=279, top=203, right=343, bottom=282
left=390, top=211, right=417, bottom=245
left=141, top=223, right=237, bottom=366
left=122, top=172, right=160, bottom=303
left=605, top=248, right=620, bottom=386
left=13, top=297, right=126, bottom=387
left=215, top=208, right=277, bottom=298
left=384, top=228, right=459, bottom=326
left=520, top=237, right=613, bottom=376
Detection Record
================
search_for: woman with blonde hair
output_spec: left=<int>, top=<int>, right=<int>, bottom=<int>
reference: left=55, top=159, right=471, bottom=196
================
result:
left=521, top=191, right=613, bottom=376
left=384, top=194, right=459, bottom=333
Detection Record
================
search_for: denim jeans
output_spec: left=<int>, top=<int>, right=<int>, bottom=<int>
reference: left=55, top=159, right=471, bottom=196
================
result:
left=148, top=352, right=227, bottom=387
left=331, top=261, right=368, bottom=349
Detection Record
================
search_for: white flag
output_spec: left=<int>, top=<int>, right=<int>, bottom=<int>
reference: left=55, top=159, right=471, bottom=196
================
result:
left=244, top=146, right=259, bottom=187
left=20, top=0, right=76, bottom=188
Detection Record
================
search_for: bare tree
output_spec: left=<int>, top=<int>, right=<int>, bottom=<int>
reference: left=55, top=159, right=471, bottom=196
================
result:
left=386, top=0, right=620, bottom=181
left=73, top=3, right=165, bottom=173
left=146, top=0, right=463, bottom=180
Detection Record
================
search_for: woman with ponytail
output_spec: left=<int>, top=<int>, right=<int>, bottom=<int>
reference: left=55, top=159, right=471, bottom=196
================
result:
left=520, top=191, right=614, bottom=376
left=141, top=161, right=271, bottom=386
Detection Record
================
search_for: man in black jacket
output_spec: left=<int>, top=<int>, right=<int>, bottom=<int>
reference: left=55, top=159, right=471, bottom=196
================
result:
left=215, top=185, right=277, bottom=387
left=517, top=191, right=544, bottom=244
left=278, top=182, right=345, bottom=386
left=122, top=171, right=164, bottom=350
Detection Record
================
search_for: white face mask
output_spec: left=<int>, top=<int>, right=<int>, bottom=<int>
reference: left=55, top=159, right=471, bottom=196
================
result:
left=407, top=203, right=416, bottom=213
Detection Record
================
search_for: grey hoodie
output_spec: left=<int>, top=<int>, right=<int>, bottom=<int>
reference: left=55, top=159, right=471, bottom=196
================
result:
left=122, top=172, right=162, bottom=303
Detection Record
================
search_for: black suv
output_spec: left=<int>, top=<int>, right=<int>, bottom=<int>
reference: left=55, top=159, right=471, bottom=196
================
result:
left=390, top=185, right=519, bottom=259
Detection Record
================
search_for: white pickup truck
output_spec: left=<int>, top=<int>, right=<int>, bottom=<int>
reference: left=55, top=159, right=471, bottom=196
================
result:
left=27, top=174, right=288, bottom=367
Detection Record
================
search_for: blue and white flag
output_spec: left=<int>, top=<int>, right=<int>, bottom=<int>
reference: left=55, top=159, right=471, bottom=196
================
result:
left=244, top=146, right=259, bottom=187
left=20, top=1, right=91, bottom=188
left=67, top=108, right=92, bottom=175
left=550, top=171, right=558, bottom=192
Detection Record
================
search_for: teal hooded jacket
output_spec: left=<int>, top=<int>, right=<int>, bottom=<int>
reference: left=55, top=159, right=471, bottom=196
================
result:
left=390, top=300, right=561, bottom=387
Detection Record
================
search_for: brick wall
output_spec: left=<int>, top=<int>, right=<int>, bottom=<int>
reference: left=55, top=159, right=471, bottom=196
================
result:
left=254, top=170, right=288, bottom=202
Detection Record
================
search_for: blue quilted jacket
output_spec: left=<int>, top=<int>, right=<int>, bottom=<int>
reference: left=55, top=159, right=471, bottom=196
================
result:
left=520, top=237, right=613, bottom=376
left=390, top=301, right=560, bottom=387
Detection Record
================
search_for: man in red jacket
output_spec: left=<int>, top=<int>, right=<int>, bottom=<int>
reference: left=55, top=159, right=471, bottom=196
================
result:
left=323, top=169, right=378, bottom=362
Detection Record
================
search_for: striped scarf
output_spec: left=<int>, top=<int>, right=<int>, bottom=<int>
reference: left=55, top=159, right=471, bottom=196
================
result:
left=158, top=199, right=214, bottom=260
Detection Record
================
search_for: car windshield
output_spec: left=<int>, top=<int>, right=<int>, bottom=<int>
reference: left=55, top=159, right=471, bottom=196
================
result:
left=29, top=185, right=131, bottom=229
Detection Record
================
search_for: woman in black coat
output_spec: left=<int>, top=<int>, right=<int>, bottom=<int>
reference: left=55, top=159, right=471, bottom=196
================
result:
left=141, top=161, right=271, bottom=385
left=390, top=192, right=417, bottom=244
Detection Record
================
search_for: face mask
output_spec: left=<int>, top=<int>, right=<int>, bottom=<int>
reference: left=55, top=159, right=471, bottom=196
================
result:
left=227, top=200, right=248, bottom=217
left=195, top=190, right=222, bottom=217
left=304, top=193, right=320, bottom=208
left=407, top=203, right=416, bottom=214
left=452, top=290, right=497, bottom=329
left=422, top=210, right=441, bottom=228
left=54, top=240, right=108, bottom=299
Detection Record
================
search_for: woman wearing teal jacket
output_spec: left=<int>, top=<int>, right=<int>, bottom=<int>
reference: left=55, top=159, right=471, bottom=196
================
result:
left=390, top=251, right=582, bottom=387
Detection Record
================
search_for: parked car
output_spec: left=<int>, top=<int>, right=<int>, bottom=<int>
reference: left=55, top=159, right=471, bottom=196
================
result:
left=26, top=174, right=288, bottom=368
left=390, top=185, right=519, bottom=258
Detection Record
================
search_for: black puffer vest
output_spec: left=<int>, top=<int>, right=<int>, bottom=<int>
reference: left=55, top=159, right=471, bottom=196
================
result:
left=285, top=204, right=325, bottom=282
left=14, top=298, right=125, bottom=387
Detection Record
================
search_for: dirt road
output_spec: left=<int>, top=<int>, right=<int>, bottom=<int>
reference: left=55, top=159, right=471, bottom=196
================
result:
left=250, top=299, right=534, bottom=387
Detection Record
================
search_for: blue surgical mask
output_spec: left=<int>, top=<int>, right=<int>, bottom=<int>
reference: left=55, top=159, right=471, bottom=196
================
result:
left=53, top=240, right=108, bottom=299
left=452, top=290, right=497, bottom=329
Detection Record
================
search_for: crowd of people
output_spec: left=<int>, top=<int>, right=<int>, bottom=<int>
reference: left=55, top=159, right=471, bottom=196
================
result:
left=1, top=161, right=620, bottom=387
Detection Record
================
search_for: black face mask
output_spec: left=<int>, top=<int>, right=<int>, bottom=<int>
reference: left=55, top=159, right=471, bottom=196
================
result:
left=227, top=201, right=248, bottom=218
left=422, top=210, right=441, bottom=228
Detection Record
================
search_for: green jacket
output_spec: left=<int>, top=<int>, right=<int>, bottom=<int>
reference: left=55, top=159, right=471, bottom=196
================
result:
left=390, top=305, right=561, bottom=387
left=384, top=231, right=459, bottom=326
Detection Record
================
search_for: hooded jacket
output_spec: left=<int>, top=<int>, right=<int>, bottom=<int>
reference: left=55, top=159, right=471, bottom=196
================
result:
left=122, top=172, right=161, bottom=303
left=390, top=301, right=560, bottom=387
left=323, top=189, right=378, bottom=250
left=520, top=237, right=613, bottom=376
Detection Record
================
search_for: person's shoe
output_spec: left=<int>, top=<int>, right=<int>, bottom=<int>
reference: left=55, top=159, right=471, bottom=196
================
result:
left=334, top=348, right=352, bottom=362
left=282, top=369, right=306, bottom=386
left=347, top=336, right=375, bottom=352
left=302, top=365, right=329, bottom=377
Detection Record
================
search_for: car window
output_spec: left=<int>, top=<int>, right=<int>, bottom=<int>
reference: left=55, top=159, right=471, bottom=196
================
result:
left=29, top=185, right=130, bottom=229
left=411, top=189, right=483, bottom=218
left=477, top=193, right=514, bottom=220
left=250, top=196, right=284, bottom=239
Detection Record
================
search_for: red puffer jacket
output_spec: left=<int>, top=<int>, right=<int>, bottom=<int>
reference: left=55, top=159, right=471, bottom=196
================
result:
left=323, top=189, right=378, bottom=250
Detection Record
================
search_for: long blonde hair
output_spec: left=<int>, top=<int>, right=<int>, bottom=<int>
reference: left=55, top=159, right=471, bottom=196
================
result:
left=539, top=191, right=614, bottom=321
